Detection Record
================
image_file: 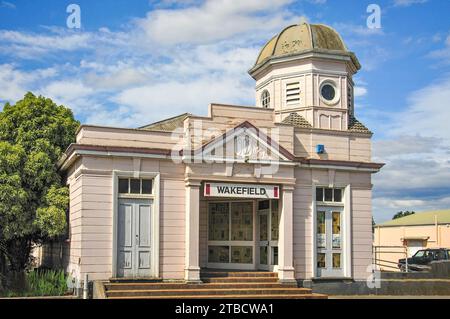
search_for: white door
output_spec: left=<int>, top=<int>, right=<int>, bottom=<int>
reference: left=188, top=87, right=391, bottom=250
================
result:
left=407, top=240, right=423, bottom=257
left=257, top=200, right=279, bottom=271
left=117, top=199, right=152, bottom=278
left=316, top=207, right=344, bottom=277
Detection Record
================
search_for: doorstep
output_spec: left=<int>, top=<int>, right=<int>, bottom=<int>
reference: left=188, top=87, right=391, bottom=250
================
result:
left=109, top=277, right=165, bottom=283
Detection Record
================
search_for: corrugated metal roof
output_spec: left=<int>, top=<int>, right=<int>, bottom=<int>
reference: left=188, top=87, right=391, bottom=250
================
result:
left=377, top=209, right=450, bottom=227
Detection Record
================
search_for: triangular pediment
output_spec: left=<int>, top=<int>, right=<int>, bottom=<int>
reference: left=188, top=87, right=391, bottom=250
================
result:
left=185, top=121, right=294, bottom=163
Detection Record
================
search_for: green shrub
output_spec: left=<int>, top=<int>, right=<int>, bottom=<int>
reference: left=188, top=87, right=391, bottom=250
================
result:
left=1, top=269, right=68, bottom=297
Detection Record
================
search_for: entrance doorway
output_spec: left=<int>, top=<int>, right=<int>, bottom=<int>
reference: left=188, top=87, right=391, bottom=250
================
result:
left=117, top=198, right=153, bottom=278
left=257, top=200, right=279, bottom=271
left=316, top=206, right=343, bottom=277
left=206, top=199, right=279, bottom=270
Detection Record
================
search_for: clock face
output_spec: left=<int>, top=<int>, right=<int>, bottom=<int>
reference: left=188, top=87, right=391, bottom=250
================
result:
left=321, top=84, right=336, bottom=101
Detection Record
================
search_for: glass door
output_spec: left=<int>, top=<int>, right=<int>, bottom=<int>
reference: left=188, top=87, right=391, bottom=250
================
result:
left=316, top=207, right=343, bottom=277
left=257, top=200, right=279, bottom=271
left=207, top=201, right=254, bottom=269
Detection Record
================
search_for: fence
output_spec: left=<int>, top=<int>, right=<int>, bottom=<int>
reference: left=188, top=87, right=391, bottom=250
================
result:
left=373, top=245, right=409, bottom=272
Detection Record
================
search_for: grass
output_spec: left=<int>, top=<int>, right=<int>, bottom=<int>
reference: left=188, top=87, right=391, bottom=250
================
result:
left=1, top=269, right=69, bottom=297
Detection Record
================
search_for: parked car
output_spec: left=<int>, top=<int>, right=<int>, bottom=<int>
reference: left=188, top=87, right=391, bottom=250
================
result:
left=398, top=248, right=450, bottom=272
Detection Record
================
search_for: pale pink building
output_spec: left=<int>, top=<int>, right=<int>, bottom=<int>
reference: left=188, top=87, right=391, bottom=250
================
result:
left=59, top=23, right=383, bottom=287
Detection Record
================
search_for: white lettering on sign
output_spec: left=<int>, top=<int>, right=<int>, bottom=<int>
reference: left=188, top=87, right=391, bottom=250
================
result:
left=204, top=183, right=279, bottom=199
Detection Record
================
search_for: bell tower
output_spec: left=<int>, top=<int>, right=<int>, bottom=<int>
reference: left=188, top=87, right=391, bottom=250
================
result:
left=248, top=22, right=364, bottom=132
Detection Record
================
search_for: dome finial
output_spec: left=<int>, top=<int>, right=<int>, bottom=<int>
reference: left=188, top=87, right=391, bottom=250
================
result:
left=298, top=16, right=308, bottom=25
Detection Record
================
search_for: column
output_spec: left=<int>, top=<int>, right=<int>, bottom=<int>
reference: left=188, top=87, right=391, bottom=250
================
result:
left=278, top=185, right=296, bottom=283
left=185, top=180, right=201, bottom=282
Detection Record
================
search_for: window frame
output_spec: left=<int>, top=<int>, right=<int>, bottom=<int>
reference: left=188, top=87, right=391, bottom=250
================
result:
left=319, top=80, right=340, bottom=106
left=261, top=90, right=271, bottom=109
left=315, top=187, right=344, bottom=204
left=118, top=178, right=154, bottom=197
left=313, top=184, right=351, bottom=279
left=207, top=200, right=255, bottom=268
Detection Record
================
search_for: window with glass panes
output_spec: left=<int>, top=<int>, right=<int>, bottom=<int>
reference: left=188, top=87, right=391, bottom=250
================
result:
left=315, top=187, right=343, bottom=203
left=208, top=202, right=254, bottom=265
left=118, top=178, right=153, bottom=195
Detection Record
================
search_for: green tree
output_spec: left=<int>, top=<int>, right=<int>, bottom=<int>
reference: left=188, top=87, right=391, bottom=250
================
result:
left=0, top=92, right=79, bottom=272
left=393, top=211, right=415, bottom=220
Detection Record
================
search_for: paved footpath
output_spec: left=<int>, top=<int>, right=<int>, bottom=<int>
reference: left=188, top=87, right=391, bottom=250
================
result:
left=329, top=295, right=450, bottom=299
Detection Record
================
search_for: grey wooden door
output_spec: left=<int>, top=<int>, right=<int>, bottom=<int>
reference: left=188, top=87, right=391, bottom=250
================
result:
left=117, top=199, right=152, bottom=278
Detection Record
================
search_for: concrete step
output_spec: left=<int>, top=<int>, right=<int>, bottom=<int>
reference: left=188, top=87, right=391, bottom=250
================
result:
left=106, top=287, right=312, bottom=298
left=105, top=282, right=297, bottom=291
left=108, top=293, right=328, bottom=300
left=200, top=271, right=277, bottom=278
left=202, top=277, right=279, bottom=283
left=109, top=278, right=164, bottom=283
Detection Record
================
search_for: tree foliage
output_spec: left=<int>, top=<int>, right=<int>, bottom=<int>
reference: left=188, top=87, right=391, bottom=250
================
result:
left=392, top=211, right=416, bottom=220
left=0, top=92, right=79, bottom=271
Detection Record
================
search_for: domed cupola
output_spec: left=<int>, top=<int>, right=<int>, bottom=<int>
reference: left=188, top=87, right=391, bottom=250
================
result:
left=252, top=22, right=360, bottom=70
left=249, top=22, right=366, bottom=133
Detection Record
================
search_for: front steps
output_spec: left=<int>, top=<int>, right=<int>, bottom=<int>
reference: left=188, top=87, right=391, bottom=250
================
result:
left=102, top=271, right=327, bottom=299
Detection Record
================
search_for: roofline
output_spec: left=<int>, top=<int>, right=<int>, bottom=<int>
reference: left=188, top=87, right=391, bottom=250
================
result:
left=59, top=142, right=384, bottom=173
left=138, top=112, right=191, bottom=130
left=75, top=104, right=274, bottom=136
left=297, top=158, right=384, bottom=171
left=250, top=22, right=361, bottom=76
left=208, top=102, right=273, bottom=112
left=58, top=144, right=173, bottom=171
left=75, top=124, right=176, bottom=136
left=376, top=222, right=450, bottom=228
left=249, top=49, right=361, bottom=78
left=312, top=23, right=349, bottom=51
left=255, top=34, right=277, bottom=67
left=180, top=120, right=296, bottom=161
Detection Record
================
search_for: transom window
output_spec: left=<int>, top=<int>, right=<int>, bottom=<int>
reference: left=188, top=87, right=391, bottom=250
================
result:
left=119, top=178, right=153, bottom=195
left=261, top=90, right=270, bottom=108
left=316, top=187, right=343, bottom=203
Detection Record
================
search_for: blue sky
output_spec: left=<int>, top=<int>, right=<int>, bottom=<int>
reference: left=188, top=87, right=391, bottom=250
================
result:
left=1, top=0, right=449, bottom=222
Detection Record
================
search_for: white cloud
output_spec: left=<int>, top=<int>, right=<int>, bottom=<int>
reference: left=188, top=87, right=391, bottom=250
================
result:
left=428, top=34, right=450, bottom=65
left=373, top=196, right=450, bottom=222
left=112, top=75, right=254, bottom=124
left=333, top=22, right=384, bottom=38
left=136, top=0, right=295, bottom=45
left=372, top=75, right=450, bottom=222
left=393, top=0, right=428, bottom=7
left=40, top=80, right=95, bottom=113
left=0, top=1, right=15, bottom=9
left=391, top=76, right=450, bottom=140
left=332, top=23, right=388, bottom=71
left=84, top=68, right=148, bottom=90
left=0, top=1, right=301, bottom=125
left=0, top=64, right=57, bottom=103
left=354, top=86, right=368, bottom=97
left=0, top=30, right=92, bottom=58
